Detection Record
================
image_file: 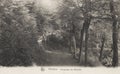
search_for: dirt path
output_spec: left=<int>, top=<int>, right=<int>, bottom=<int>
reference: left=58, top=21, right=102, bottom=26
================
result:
left=44, top=50, right=79, bottom=66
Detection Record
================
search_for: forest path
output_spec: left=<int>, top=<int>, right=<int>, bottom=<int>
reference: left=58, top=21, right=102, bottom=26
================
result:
left=44, top=50, right=79, bottom=66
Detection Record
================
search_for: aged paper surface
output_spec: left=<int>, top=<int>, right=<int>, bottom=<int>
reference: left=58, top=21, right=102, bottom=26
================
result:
left=0, top=67, right=120, bottom=74
left=0, top=0, right=120, bottom=74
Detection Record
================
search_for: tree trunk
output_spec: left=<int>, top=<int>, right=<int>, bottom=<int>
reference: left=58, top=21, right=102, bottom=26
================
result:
left=79, top=0, right=91, bottom=64
left=69, top=36, right=72, bottom=53
left=71, top=20, right=77, bottom=58
left=79, top=25, right=85, bottom=63
left=84, top=16, right=91, bottom=66
left=110, top=0, right=119, bottom=67
left=112, top=19, right=118, bottom=67
left=72, top=35, right=77, bottom=58
left=99, top=36, right=105, bottom=62
left=85, top=28, right=89, bottom=66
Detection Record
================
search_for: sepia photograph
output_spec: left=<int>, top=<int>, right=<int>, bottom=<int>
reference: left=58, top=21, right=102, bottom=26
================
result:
left=0, top=0, right=120, bottom=73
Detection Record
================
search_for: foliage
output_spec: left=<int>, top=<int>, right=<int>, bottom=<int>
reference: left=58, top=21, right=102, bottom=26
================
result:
left=0, top=0, right=120, bottom=67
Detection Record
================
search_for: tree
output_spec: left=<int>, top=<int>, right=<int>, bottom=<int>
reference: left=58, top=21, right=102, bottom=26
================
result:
left=78, top=0, right=92, bottom=66
left=59, top=0, right=79, bottom=58
left=0, top=0, right=41, bottom=66
left=99, top=32, right=106, bottom=61
left=110, top=0, right=119, bottom=67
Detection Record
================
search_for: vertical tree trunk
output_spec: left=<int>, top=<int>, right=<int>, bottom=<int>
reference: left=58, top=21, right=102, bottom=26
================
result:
left=79, top=25, right=85, bottom=63
left=110, top=0, right=119, bottom=67
left=84, top=16, right=91, bottom=66
left=112, top=19, right=118, bottom=67
left=72, top=35, right=77, bottom=58
left=84, top=28, right=89, bottom=66
left=99, top=36, right=105, bottom=62
left=69, top=36, right=72, bottom=53
left=71, top=21, right=77, bottom=58
left=79, top=0, right=91, bottom=65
